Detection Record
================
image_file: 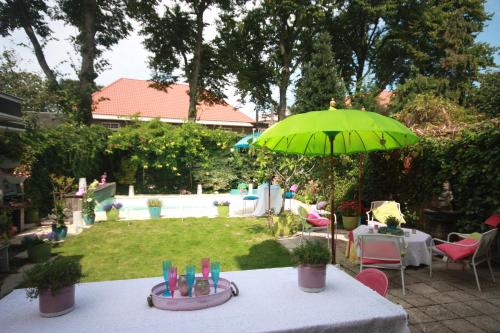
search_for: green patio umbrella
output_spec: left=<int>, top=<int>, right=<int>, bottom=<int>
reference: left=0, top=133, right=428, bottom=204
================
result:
left=254, top=108, right=420, bottom=264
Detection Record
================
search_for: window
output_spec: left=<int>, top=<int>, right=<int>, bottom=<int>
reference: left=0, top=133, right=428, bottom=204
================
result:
left=101, top=122, right=121, bottom=130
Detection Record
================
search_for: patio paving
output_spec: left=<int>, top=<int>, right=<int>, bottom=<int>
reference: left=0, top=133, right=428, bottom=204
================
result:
left=279, top=230, right=500, bottom=333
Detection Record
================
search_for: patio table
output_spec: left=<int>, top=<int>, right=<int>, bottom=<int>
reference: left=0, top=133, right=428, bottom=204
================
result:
left=352, top=222, right=432, bottom=266
left=0, top=266, right=408, bottom=333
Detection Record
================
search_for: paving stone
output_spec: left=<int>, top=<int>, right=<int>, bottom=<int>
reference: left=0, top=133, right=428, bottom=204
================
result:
left=465, top=315, right=500, bottom=333
left=442, top=290, right=479, bottom=302
left=411, top=321, right=454, bottom=333
left=408, top=324, right=424, bottom=333
left=389, top=288, right=412, bottom=299
left=386, top=294, right=412, bottom=308
left=442, top=318, right=487, bottom=333
left=420, top=304, right=459, bottom=321
left=404, top=294, right=435, bottom=307
left=425, top=292, right=457, bottom=304
left=406, top=308, right=435, bottom=325
left=487, top=298, right=500, bottom=307
left=428, top=280, right=459, bottom=292
left=443, top=302, right=482, bottom=317
left=407, top=283, right=439, bottom=295
left=467, top=299, right=500, bottom=315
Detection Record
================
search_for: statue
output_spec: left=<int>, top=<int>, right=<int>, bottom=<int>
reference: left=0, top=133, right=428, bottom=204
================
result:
left=329, top=98, right=336, bottom=110
left=437, top=181, right=454, bottom=210
left=99, top=172, right=107, bottom=186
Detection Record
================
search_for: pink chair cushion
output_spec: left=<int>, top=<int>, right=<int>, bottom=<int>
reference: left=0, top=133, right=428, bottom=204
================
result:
left=307, top=212, right=330, bottom=227
left=356, top=268, right=389, bottom=297
left=436, top=239, right=479, bottom=261
left=360, top=241, right=401, bottom=264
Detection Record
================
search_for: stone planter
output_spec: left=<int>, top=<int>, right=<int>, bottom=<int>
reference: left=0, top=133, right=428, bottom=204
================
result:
left=83, top=214, right=95, bottom=226
left=27, top=243, right=51, bottom=263
left=148, top=206, right=161, bottom=219
left=297, top=264, right=327, bottom=293
left=342, top=216, right=359, bottom=231
left=39, top=285, right=75, bottom=317
left=217, top=206, right=229, bottom=218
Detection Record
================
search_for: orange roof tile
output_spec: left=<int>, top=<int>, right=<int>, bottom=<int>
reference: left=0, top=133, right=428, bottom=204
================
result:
left=92, top=78, right=254, bottom=124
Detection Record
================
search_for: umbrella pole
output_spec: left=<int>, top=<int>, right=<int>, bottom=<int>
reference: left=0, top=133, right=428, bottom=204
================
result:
left=329, top=137, right=336, bottom=264
left=358, top=154, right=363, bottom=223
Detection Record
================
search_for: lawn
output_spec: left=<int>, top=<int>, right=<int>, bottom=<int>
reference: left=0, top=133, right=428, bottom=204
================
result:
left=53, top=217, right=292, bottom=282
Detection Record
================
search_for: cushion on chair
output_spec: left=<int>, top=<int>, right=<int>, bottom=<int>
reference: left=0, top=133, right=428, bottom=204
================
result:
left=436, top=239, right=479, bottom=261
left=243, top=195, right=258, bottom=201
left=306, top=212, right=330, bottom=227
left=372, top=202, right=406, bottom=224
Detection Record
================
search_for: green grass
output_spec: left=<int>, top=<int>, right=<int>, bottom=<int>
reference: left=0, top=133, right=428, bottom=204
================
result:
left=53, top=217, right=292, bottom=282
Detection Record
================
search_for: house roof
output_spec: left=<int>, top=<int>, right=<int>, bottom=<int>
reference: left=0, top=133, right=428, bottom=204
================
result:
left=92, top=78, right=254, bottom=125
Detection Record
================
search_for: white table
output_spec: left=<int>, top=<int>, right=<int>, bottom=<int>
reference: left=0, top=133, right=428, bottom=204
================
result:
left=253, top=184, right=283, bottom=216
left=353, top=222, right=432, bottom=266
left=0, top=266, right=408, bottom=333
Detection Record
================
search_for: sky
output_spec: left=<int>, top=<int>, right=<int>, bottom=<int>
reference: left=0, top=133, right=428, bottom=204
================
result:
left=0, top=1, right=499, bottom=119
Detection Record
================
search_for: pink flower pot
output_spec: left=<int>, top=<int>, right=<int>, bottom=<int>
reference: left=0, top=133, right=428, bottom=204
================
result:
left=39, top=285, right=75, bottom=317
left=298, top=264, right=327, bottom=292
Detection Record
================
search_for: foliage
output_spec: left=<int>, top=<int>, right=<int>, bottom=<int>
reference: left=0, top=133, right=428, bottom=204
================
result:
left=291, top=240, right=331, bottom=266
left=337, top=201, right=362, bottom=217
left=0, top=211, right=12, bottom=240
left=213, top=200, right=230, bottom=207
left=23, top=257, right=83, bottom=299
left=292, top=32, right=346, bottom=113
left=82, top=180, right=98, bottom=216
left=115, top=159, right=138, bottom=185
left=22, top=235, right=47, bottom=248
left=103, top=202, right=122, bottom=212
left=385, top=216, right=400, bottom=229
left=272, top=212, right=301, bottom=238
left=147, top=199, right=162, bottom=207
left=470, top=71, right=500, bottom=118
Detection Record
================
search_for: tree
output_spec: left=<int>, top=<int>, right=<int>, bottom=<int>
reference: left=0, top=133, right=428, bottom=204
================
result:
left=218, top=1, right=329, bottom=121
left=56, top=0, right=133, bottom=124
left=292, top=32, right=346, bottom=114
left=471, top=71, right=500, bottom=118
left=132, top=0, right=236, bottom=121
left=0, top=0, right=59, bottom=89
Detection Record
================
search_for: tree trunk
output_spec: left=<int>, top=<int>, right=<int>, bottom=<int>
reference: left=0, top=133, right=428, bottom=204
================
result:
left=278, top=66, right=290, bottom=121
left=77, top=0, right=98, bottom=125
left=22, top=24, right=58, bottom=90
left=187, top=3, right=206, bottom=121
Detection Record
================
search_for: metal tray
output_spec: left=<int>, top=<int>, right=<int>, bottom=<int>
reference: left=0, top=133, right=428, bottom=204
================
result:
left=148, top=277, right=238, bottom=311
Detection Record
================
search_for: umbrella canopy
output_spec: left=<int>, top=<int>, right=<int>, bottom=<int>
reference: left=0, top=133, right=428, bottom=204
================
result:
left=234, top=132, right=262, bottom=149
left=254, top=108, right=420, bottom=264
left=255, top=109, right=419, bottom=155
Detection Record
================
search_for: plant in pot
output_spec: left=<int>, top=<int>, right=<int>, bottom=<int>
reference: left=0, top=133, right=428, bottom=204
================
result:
left=147, top=199, right=162, bottom=219
left=338, top=200, right=362, bottom=231
left=51, top=200, right=68, bottom=241
left=213, top=200, right=230, bottom=218
left=23, top=235, right=51, bottom=262
left=292, top=240, right=331, bottom=292
left=82, top=180, right=99, bottom=225
left=104, top=202, right=122, bottom=221
left=50, top=174, right=74, bottom=241
left=23, top=257, right=83, bottom=317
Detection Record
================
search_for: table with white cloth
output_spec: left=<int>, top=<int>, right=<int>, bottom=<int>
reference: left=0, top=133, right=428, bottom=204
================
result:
left=253, top=184, right=283, bottom=216
left=0, top=266, right=409, bottom=333
left=352, top=222, right=432, bottom=266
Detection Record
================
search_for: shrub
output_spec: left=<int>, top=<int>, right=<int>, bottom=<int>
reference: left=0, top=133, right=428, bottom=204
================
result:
left=23, top=257, right=83, bottom=299
left=385, top=216, right=400, bottom=229
left=292, top=240, right=331, bottom=266
left=147, top=199, right=162, bottom=207
left=22, top=235, right=47, bottom=248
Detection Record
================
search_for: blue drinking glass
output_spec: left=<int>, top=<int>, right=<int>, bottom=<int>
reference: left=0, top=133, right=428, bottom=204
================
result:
left=186, top=265, right=196, bottom=297
left=210, top=261, right=220, bottom=294
left=162, top=260, right=172, bottom=296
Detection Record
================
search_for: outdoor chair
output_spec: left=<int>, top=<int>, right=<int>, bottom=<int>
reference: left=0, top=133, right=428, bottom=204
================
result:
left=359, top=234, right=407, bottom=295
left=366, top=201, right=405, bottom=224
left=355, top=268, right=389, bottom=297
left=298, top=206, right=336, bottom=250
left=429, top=228, right=498, bottom=292
left=242, top=195, right=258, bottom=214
left=284, top=184, right=298, bottom=210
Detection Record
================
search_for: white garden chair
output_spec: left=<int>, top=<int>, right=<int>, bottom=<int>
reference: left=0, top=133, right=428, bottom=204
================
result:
left=366, top=201, right=404, bottom=224
left=297, top=206, right=336, bottom=250
left=429, top=228, right=498, bottom=291
left=359, top=234, right=407, bottom=295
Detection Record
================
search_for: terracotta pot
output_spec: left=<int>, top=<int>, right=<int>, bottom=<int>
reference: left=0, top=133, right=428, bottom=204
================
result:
left=298, top=264, right=327, bottom=293
left=342, top=216, right=359, bottom=231
left=8, top=225, right=17, bottom=237
left=39, top=284, right=75, bottom=317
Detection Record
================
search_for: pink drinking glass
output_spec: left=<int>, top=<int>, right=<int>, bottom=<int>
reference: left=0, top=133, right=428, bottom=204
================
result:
left=201, top=258, right=210, bottom=279
left=168, top=267, right=177, bottom=299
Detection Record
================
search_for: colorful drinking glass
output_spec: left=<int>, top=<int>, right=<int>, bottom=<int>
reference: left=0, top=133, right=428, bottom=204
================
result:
left=168, top=267, right=177, bottom=299
left=186, top=265, right=196, bottom=297
left=201, top=258, right=210, bottom=279
left=162, top=260, right=172, bottom=296
left=210, top=261, right=220, bottom=294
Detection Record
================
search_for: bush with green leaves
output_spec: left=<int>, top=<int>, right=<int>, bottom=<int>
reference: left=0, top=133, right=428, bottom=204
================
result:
left=23, top=257, right=83, bottom=299
left=292, top=240, right=331, bottom=266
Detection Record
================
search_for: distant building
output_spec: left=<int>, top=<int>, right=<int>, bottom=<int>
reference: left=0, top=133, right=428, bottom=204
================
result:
left=92, top=78, right=255, bottom=132
left=0, top=92, right=24, bottom=132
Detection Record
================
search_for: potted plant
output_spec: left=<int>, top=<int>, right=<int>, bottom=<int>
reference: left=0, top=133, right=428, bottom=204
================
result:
left=82, top=180, right=99, bottom=225
left=23, top=257, right=83, bottom=317
left=147, top=199, right=162, bottom=219
left=338, top=200, right=362, bottom=231
left=52, top=200, right=68, bottom=241
left=104, top=202, right=122, bottom=221
left=292, top=240, right=331, bottom=292
left=23, top=235, right=51, bottom=262
left=49, top=175, right=74, bottom=241
left=213, top=200, right=230, bottom=217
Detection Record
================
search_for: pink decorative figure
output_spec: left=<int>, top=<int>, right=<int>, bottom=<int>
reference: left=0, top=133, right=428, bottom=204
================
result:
left=201, top=258, right=210, bottom=279
left=99, top=172, right=107, bottom=186
left=290, top=184, right=298, bottom=193
left=355, top=268, right=389, bottom=297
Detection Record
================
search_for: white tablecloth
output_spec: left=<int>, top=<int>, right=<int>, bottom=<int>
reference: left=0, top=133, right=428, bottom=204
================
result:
left=253, top=184, right=283, bottom=216
left=353, top=222, right=432, bottom=266
left=0, top=267, right=408, bottom=333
